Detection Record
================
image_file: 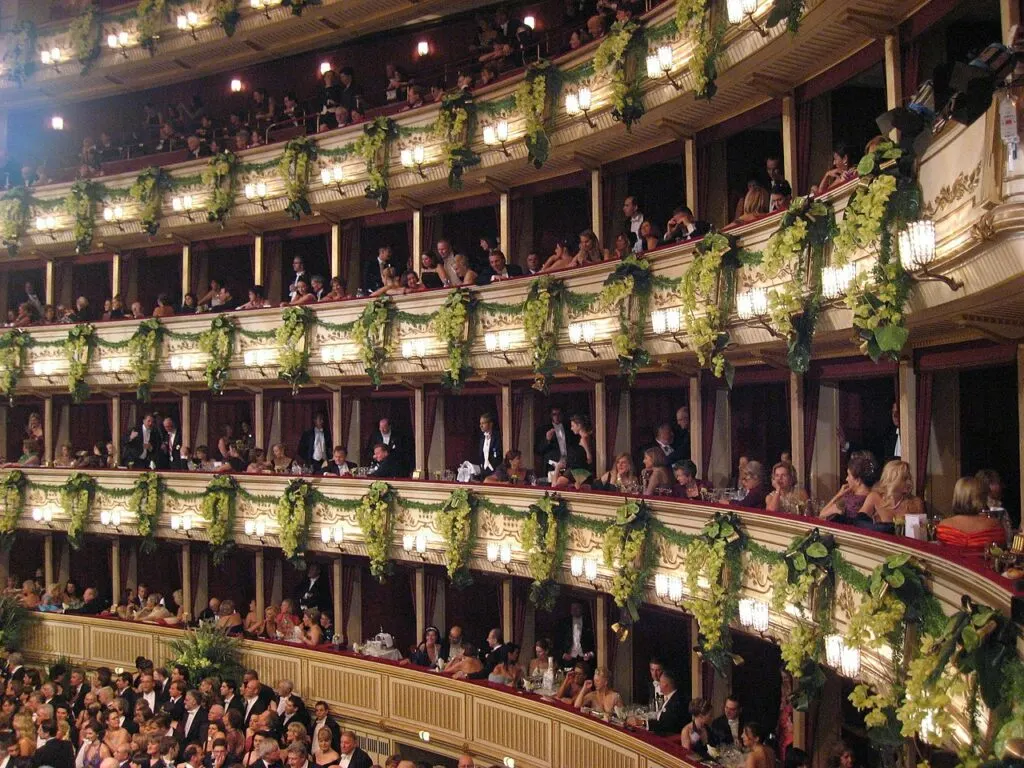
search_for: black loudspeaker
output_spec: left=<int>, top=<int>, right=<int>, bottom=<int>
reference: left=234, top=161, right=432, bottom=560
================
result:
left=947, top=76, right=996, bottom=126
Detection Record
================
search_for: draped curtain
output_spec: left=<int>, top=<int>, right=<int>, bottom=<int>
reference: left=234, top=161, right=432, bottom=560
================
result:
left=262, top=554, right=275, bottom=610
left=796, top=100, right=814, bottom=197
left=914, top=371, right=933, bottom=499
left=512, top=581, right=528, bottom=645
left=405, top=219, right=415, bottom=265
left=701, top=374, right=717, bottom=480
left=424, top=391, right=439, bottom=464
left=69, top=404, right=111, bottom=452
left=424, top=571, right=440, bottom=632
left=605, top=381, right=620, bottom=466
left=901, top=36, right=921, bottom=100
left=422, top=212, right=441, bottom=258
left=121, top=399, right=137, bottom=441
left=511, top=389, right=527, bottom=454
left=443, top=394, right=496, bottom=469
left=341, top=221, right=362, bottom=296
left=278, top=398, right=328, bottom=458
left=802, top=379, right=821, bottom=491
left=509, top=196, right=529, bottom=265
left=340, top=563, right=357, bottom=642
left=339, top=395, right=355, bottom=453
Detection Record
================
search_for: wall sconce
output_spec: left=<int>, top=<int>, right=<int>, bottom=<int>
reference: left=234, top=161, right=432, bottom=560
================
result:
left=568, top=320, right=597, bottom=357
left=100, top=509, right=122, bottom=532
left=103, top=205, right=126, bottom=231
left=570, top=555, right=598, bottom=583
left=726, top=0, right=768, bottom=34
left=320, top=523, right=345, bottom=549
left=244, top=181, right=269, bottom=209
left=250, top=0, right=282, bottom=18
left=654, top=573, right=685, bottom=603
left=417, top=40, right=430, bottom=57
left=100, top=355, right=129, bottom=381
left=484, top=330, right=514, bottom=364
left=319, top=61, right=331, bottom=75
left=650, top=307, right=685, bottom=347
left=230, top=78, right=243, bottom=93
left=418, top=731, right=430, bottom=743
left=51, top=115, right=65, bottom=131
left=738, top=598, right=770, bottom=634
left=244, top=516, right=268, bottom=544
left=170, top=353, right=199, bottom=379
left=403, top=532, right=428, bottom=559
left=32, top=359, right=63, bottom=383
left=107, top=31, right=132, bottom=58
left=646, top=45, right=682, bottom=89
left=486, top=542, right=513, bottom=571
left=36, top=215, right=58, bottom=239
left=503, top=759, right=516, bottom=768
left=899, top=220, right=962, bottom=291
left=176, top=11, right=202, bottom=40
left=736, top=287, right=768, bottom=320
left=401, top=338, right=428, bottom=368
left=170, top=513, right=194, bottom=537
left=483, top=120, right=511, bottom=157
left=523, top=15, right=535, bottom=29
left=565, top=87, right=595, bottom=128
left=40, top=47, right=63, bottom=72
left=243, top=347, right=277, bottom=375
left=400, top=145, right=426, bottom=177
left=823, top=634, right=861, bottom=677
left=319, top=344, right=350, bottom=372
left=821, top=264, right=857, bottom=300
left=32, top=506, right=55, bottom=527
left=320, top=165, right=345, bottom=195
left=171, top=194, right=196, bottom=222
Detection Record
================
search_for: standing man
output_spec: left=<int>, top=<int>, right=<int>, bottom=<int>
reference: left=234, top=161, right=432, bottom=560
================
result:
left=475, top=413, right=502, bottom=479
left=672, top=406, right=691, bottom=461
left=365, top=417, right=406, bottom=476
left=157, top=417, right=183, bottom=470
left=287, top=257, right=308, bottom=303
left=124, top=413, right=161, bottom=470
left=294, top=563, right=331, bottom=614
left=534, top=407, right=577, bottom=475
left=622, top=196, right=645, bottom=249
left=555, top=601, right=595, bottom=666
left=297, top=413, right=332, bottom=471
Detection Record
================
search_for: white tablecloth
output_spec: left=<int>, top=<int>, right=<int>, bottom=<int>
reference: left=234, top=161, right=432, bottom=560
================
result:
left=359, top=645, right=403, bottom=661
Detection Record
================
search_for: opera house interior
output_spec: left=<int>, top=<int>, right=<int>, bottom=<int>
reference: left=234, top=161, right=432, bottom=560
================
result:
left=1, top=0, right=1024, bottom=767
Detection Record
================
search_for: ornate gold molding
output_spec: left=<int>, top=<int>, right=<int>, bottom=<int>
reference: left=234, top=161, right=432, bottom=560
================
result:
left=922, top=162, right=982, bottom=219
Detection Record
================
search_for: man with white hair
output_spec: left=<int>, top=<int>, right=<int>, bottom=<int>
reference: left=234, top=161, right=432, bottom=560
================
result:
left=337, top=731, right=372, bottom=768
left=274, top=680, right=294, bottom=716
left=457, top=756, right=476, bottom=768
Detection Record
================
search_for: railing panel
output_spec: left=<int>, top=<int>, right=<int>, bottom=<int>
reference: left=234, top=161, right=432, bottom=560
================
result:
left=388, top=675, right=466, bottom=738
left=306, top=659, right=384, bottom=718
left=472, top=694, right=553, bottom=765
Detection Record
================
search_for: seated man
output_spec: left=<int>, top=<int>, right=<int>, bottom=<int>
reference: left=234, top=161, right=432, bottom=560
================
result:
left=709, top=696, right=745, bottom=747
left=366, top=442, right=401, bottom=479
left=322, top=446, right=355, bottom=477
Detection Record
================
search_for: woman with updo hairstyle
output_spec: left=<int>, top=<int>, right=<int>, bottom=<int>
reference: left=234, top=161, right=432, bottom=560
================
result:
left=820, top=450, right=879, bottom=521
left=936, top=476, right=1006, bottom=550
left=681, top=697, right=713, bottom=757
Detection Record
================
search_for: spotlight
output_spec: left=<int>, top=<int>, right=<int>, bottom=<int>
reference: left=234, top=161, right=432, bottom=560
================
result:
left=51, top=115, right=64, bottom=131
left=230, top=78, right=242, bottom=93
left=417, top=40, right=429, bottom=57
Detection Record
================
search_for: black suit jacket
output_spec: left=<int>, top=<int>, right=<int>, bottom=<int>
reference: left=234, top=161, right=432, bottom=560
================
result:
left=365, top=430, right=407, bottom=475
left=555, top=615, right=596, bottom=662
left=709, top=714, right=746, bottom=747
left=297, top=427, right=332, bottom=466
left=534, top=422, right=579, bottom=468
left=343, top=749, right=373, bottom=768
left=178, top=707, right=209, bottom=745
left=242, top=697, right=268, bottom=728
left=662, top=220, right=711, bottom=245
left=281, top=708, right=311, bottom=734
left=31, top=739, right=75, bottom=768
left=476, top=264, right=524, bottom=285
left=366, top=453, right=402, bottom=479
left=294, top=576, right=331, bottom=613
left=155, top=429, right=183, bottom=470
left=362, top=260, right=388, bottom=293
left=125, top=424, right=164, bottom=468
left=223, top=694, right=245, bottom=716
left=321, top=460, right=356, bottom=477
left=117, top=688, right=137, bottom=714
left=649, top=692, right=687, bottom=736
left=644, top=441, right=680, bottom=470
left=162, top=695, right=186, bottom=723
left=671, top=427, right=691, bottom=461
left=476, top=429, right=503, bottom=478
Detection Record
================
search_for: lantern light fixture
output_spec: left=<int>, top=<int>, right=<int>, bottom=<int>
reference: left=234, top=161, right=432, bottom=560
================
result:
left=417, top=40, right=430, bottom=57
left=41, top=47, right=63, bottom=71
left=400, top=145, right=426, bottom=177
left=176, top=11, right=202, bottom=40
left=523, top=15, right=535, bottom=29
left=567, top=320, right=598, bottom=357
left=244, top=180, right=269, bottom=209
left=821, top=264, right=857, bottom=300
left=484, top=330, right=514, bottom=363
left=171, top=194, right=196, bottom=221
left=36, top=215, right=58, bottom=239
left=483, top=119, right=511, bottom=156
left=646, top=45, right=682, bottom=89
left=565, top=87, right=595, bottom=128
left=320, top=165, right=346, bottom=195
left=250, top=0, right=282, bottom=17
left=736, top=287, right=769, bottom=320
left=401, top=337, right=429, bottom=368
left=899, top=220, right=963, bottom=291
left=230, top=78, right=243, bottom=93
left=726, top=0, right=767, bottom=34
left=107, top=31, right=131, bottom=57
left=320, top=524, right=344, bottom=548
left=103, top=204, right=126, bottom=230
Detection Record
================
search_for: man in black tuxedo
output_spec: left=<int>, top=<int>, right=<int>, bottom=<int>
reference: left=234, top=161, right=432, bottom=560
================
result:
left=294, top=562, right=331, bottom=613
left=661, top=205, right=711, bottom=245
left=534, top=407, right=578, bottom=474
left=643, top=423, right=680, bottom=470
left=362, top=246, right=392, bottom=294
left=477, top=249, right=523, bottom=284
left=32, top=720, right=74, bottom=768
left=137, top=673, right=164, bottom=716
left=336, top=732, right=373, bottom=768
left=161, top=680, right=187, bottom=724
left=156, top=417, right=183, bottom=470
left=839, top=401, right=900, bottom=463
left=297, top=413, right=331, bottom=471
left=280, top=695, right=311, bottom=733
left=68, top=586, right=106, bottom=615
left=241, top=679, right=269, bottom=729
left=672, top=405, right=691, bottom=462
left=220, top=680, right=244, bottom=716
left=115, top=671, right=137, bottom=714
left=366, top=442, right=402, bottom=479
left=124, top=413, right=163, bottom=469
left=3, top=652, right=24, bottom=687
left=177, top=691, right=209, bottom=747
left=476, top=413, right=502, bottom=479
left=321, top=446, right=356, bottom=477
left=365, top=417, right=407, bottom=476
left=286, top=256, right=308, bottom=303
left=468, top=628, right=505, bottom=680
left=310, top=701, right=341, bottom=754
left=555, top=600, right=596, bottom=666
left=635, top=668, right=686, bottom=736
left=709, top=696, right=745, bottom=747
left=65, top=668, right=88, bottom=715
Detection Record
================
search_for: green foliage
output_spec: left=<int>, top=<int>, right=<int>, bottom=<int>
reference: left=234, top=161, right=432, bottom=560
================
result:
left=61, top=472, right=96, bottom=550
left=135, top=0, right=167, bottom=53
left=523, top=277, right=565, bottom=393
left=276, top=479, right=313, bottom=565
left=277, top=137, right=318, bottom=220
left=593, top=19, right=645, bottom=129
left=355, top=481, right=396, bottom=581
left=0, top=470, right=26, bottom=551
left=602, top=499, right=657, bottom=628
left=129, top=472, right=161, bottom=555
left=126, top=318, right=165, bottom=402
left=765, top=0, right=808, bottom=32
left=203, top=475, right=238, bottom=565
left=0, top=186, right=32, bottom=256
left=276, top=306, right=312, bottom=393
left=64, top=324, right=96, bottom=403
left=432, top=289, right=473, bottom=391
left=436, top=488, right=477, bottom=588
left=282, top=0, right=321, bottom=15
left=2, top=22, right=37, bottom=87
left=521, top=494, right=569, bottom=611
left=167, top=622, right=244, bottom=682
left=352, top=298, right=395, bottom=388
left=64, top=180, right=102, bottom=254
left=434, top=91, right=481, bottom=190
left=0, top=330, right=29, bottom=404
left=599, top=256, right=654, bottom=383
left=68, top=3, right=101, bottom=73
left=514, top=61, right=558, bottom=168
left=212, top=0, right=241, bottom=36
left=129, top=167, right=172, bottom=236
left=202, top=151, right=240, bottom=226
left=0, top=595, right=33, bottom=651
left=198, top=315, right=235, bottom=395
left=845, top=259, right=912, bottom=362
left=680, top=233, right=739, bottom=383
left=676, top=0, right=725, bottom=100
left=353, top=117, right=398, bottom=209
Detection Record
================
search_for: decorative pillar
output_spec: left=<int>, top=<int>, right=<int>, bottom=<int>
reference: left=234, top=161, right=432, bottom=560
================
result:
left=898, top=360, right=917, bottom=468
left=589, top=169, right=603, bottom=243
left=181, top=544, right=192, bottom=622
left=501, top=578, right=513, bottom=642
left=111, top=252, right=121, bottom=297
left=414, top=387, right=426, bottom=477
left=43, top=396, right=53, bottom=465
left=330, top=223, right=342, bottom=279
left=411, top=210, right=422, bottom=273
left=684, top=138, right=698, bottom=218
left=1002, top=0, right=1021, bottom=43
left=331, top=557, right=342, bottom=640
left=594, top=378, right=607, bottom=478
left=44, top=535, right=54, bottom=587
left=112, top=394, right=122, bottom=463
left=415, top=566, right=426, bottom=643
left=331, top=390, right=343, bottom=455
left=499, top=192, right=510, bottom=257
left=689, top=616, right=703, bottom=698
left=253, top=233, right=264, bottom=286
left=45, top=261, right=55, bottom=306
left=254, top=391, right=265, bottom=451
left=793, top=710, right=807, bottom=751
left=689, top=377, right=703, bottom=475
left=500, top=384, right=512, bottom=455
left=884, top=34, right=903, bottom=141
left=595, top=594, right=607, bottom=669
left=111, top=539, right=121, bottom=605
left=255, top=548, right=265, bottom=621
left=181, top=243, right=191, bottom=303
left=781, top=95, right=798, bottom=197
left=789, top=372, right=806, bottom=485
left=347, top=568, right=362, bottom=644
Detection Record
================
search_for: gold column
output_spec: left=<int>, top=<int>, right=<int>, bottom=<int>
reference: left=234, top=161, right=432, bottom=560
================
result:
left=111, top=539, right=121, bottom=607
left=595, top=594, right=607, bottom=669
left=44, top=534, right=54, bottom=587
left=331, top=390, right=343, bottom=455
left=793, top=710, right=807, bottom=750
left=501, top=578, right=513, bottom=642
left=180, top=393, right=190, bottom=452
left=331, top=557, right=342, bottom=641
left=500, top=384, right=512, bottom=455
left=43, top=396, right=54, bottom=465
left=589, top=169, right=603, bottom=243
left=789, top=372, right=806, bottom=485
left=898, top=360, right=917, bottom=472
left=690, top=615, right=703, bottom=698
left=182, top=544, right=192, bottom=618
left=499, top=192, right=510, bottom=258
left=594, top=378, right=607, bottom=478
left=414, top=387, right=425, bottom=477
left=411, top=210, right=423, bottom=273
left=253, top=234, right=264, bottom=286
left=781, top=95, right=798, bottom=196
left=255, top=548, right=265, bottom=621
left=45, top=261, right=55, bottom=306
left=254, top=391, right=265, bottom=451
left=884, top=34, right=903, bottom=141
left=330, top=223, right=342, bottom=279
left=112, top=394, right=122, bottom=465
left=1018, top=345, right=1024, bottom=502
left=689, top=377, right=703, bottom=475
left=415, top=566, right=426, bottom=643
left=684, top=138, right=698, bottom=218
left=111, top=253, right=121, bottom=297
left=181, top=243, right=191, bottom=304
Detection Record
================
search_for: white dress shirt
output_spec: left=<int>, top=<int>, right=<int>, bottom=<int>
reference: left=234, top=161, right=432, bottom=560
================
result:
left=380, top=431, right=392, bottom=447
left=893, top=428, right=901, bottom=458
left=183, top=707, right=199, bottom=736
left=141, top=426, right=152, bottom=458
left=629, top=213, right=644, bottom=239
left=570, top=617, right=583, bottom=658
left=657, top=440, right=672, bottom=456
left=482, top=432, right=494, bottom=471
left=243, top=696, right=259, bottom=719
left=312, top=718, right=327, bottom=749
left=313, top=429, right=326, bottom=462
left=338, top=753, right=353, bottom=768
left=553, top=423, right=567, bottom=458
left=142, top=690, right=157, bottom=712
left=289, top=272, right=307, bottom=301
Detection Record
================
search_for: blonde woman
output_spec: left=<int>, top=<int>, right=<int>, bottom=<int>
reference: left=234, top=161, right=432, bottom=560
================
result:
left=936, top=476, right=1006, bottom=550
left=13, top=712, right=35, bottom=757
left=573, top=667, right=623, bottom=715
left=135, top=593, right=171, bottom=623
left=765, top=462, right=809, bottom=514
left=859, top=460, right=923, bottom=527
left=54, top=443, right=75, bottom=468
left=731, top=181, right=770, bottom=226
left=641, top=447, right=672, bottom=496
left=270, top=443, right=296, bottom=474
left=598, top=453, right=639, bottom=492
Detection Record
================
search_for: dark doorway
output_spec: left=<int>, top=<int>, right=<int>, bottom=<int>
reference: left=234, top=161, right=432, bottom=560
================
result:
left=731, top=381, right=791, bottom=470
left=960, top=364, right=1019, bottom=524
left=631, top=606, right=691, bottom=706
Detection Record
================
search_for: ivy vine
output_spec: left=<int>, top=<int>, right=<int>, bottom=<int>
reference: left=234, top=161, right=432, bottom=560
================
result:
left=0, top=330, right=29, bottom=405
left=276, top=306, right=312, bottom=394
left=0, top=186, right=31, bottom=256
left=277, top=136, right=318, bottom=220
left=523, top=277, right=565, bottom=393
left=203, top=475, right=238, bottom=565
left=434, top=90, right=481, bottom=190
left=129, top=167, right=172, bottom=236
left=212, top=0, right=241, bottom=36
left=201, top=151, right=240, bottom=226
left=355, top=481, right=396, bottom=581
left=602, top=499, right=657, bottom=634
left=353, top=117, right=398, bottom=210
left=276, top=479, right=313, bottom=565
left=198, top=315, right=235, bottom=395
left=514, top=60, right=558, bottom=168
left=436, top=488, right=477, bottom=588
left=353, top=298, right=394, bottom=388
left=599, top=255, right=653, bottom=383
left=431, top=289, right=473, bottom=391
left=61, top=472, right=96, bottom=550
left=64, top=324, right=96, bottom=404
left=126, top=318, right=165, bottom=402
left=282, top=0, right=321, bottom=16
left=0, top=470, right=26, bottom=551
left=65, top=180, right=102, bottom=254
left=129, top=471, right=161, bottom=555
left=521, top=494, right=569, bottom=611
left=679, top=233, right=742, bottom=385
left=68, top=3, right=101, bottom=73
left=676, top=0, right=726, bottom=101
left=135, top=0, right=167, bottom=53
left=593, top=19, right=645, bottom=129
left=2, top=22, right=37, bottom=88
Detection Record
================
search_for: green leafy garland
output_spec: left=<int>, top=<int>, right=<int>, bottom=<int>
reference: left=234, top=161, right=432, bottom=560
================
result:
left=135, top=0, right=166, bottom=53
left=434, top=91, right=481, bottom=190
left=514, top=60, right=558, bottom=168
left=593, top=19, right=645, bottom=129
left=211, top=0, right=241, bottom=36
left=129, top=167, right=172, bottom=236
left=203, top=475, right=238, bottom=565
left=353, top=117, right=398, bottom=210
left=765, top=0, right=808, bottom=32
left=198, top=315, right=235, bottom=395
left=432, top=289, right=473, bottom=391
left=771, top=529, right=837, bottom=711
left=65, top=324, right=96, bottom=403
left=65, top=180, right=102, bottom=253
left=282, top=0, right=321, bottom=16
left=276, top=479, right=313, bottom=565
left=680, top=233, right=741, bottom=384
left=167, top=622, right=244, bottom=683
left=684, top=510, right=745, bottom=676
left=68, top=3, right=101, bottom=73
left=126, top=318, right=165, bottom=402
left=437, top=488, right=477, bottom=588
left=521, top=494, right=569, bottom=611
left=599, top=255, right=653, bottom=383
left=353, top=298, right=395, bottom=388
left=276, top=306, right=312, bottom=394
left=0, top=470, right=26, bottom=551
left=2, top=22, right=37, bottom=88
left=355, top=481, right=396, bottom=581
left=523, top=277, right=565, bottom=393
left=602, top=499, right=657, bottom=633
left=129, top=471, right=161, bottom=554
left=0, top=330, right=29, bottom=404
left=0, top=186, right=31, bottom=256
left=278, top=137, right=318, bottom=220
left=61, top=472, right=95, bottom=550
left=202, top=151, right=240, bottom=226
left=676, top=0, right=726, bottom=101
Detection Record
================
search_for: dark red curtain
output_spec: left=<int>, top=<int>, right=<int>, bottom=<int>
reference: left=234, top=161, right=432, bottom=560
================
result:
left=509, top=197, right=528, bottom=266
left=424, top=391, right=439, bottom=462
left=901, top=36, right=921, bottom=100
left=262, top=553, right=275, bottom=607
left=796, top=100, right=814, bottom=197
left=362, top=565, right=416, bottom=653
left=68, top=403, right=112, bottom=453
left=68, top=538, right=110, bottom=598
left=339, top=395, right=355, bottom=453
left=206, top=548, right=255, bottom=612
left=802, top=378, right=821, bottom=490
left=422, top=212, right=441, bottom=257
left=424, top=570, right=440, bottom=633
left=512, top=580, right=528, bottom=645
left=121, top=399, right=138, bottom=441
left=731, top=383, right=790, bottom=470
left=605, top=381, right=621, bottom=469
left=443, top=394, right=495, bottom=469
left=701, top=375, right=717, bottom=480
left=137, top=541, right=183, bottom=600
left=7, top=533, right=44, bottom=586
left=340, top=563, right=357, bottom=641
left=445, top=576, right=502, bottom=644
left=118, top=543, right=132, bottom=602
left=340, top=221, right=362, bottom=293
left=511, top=389, right=527, bottom=455
left=697, top=145, right=711, bottom=222
left=914, top=371, right=933, bottom=499
left=278, top=397, right=329, bottom=457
